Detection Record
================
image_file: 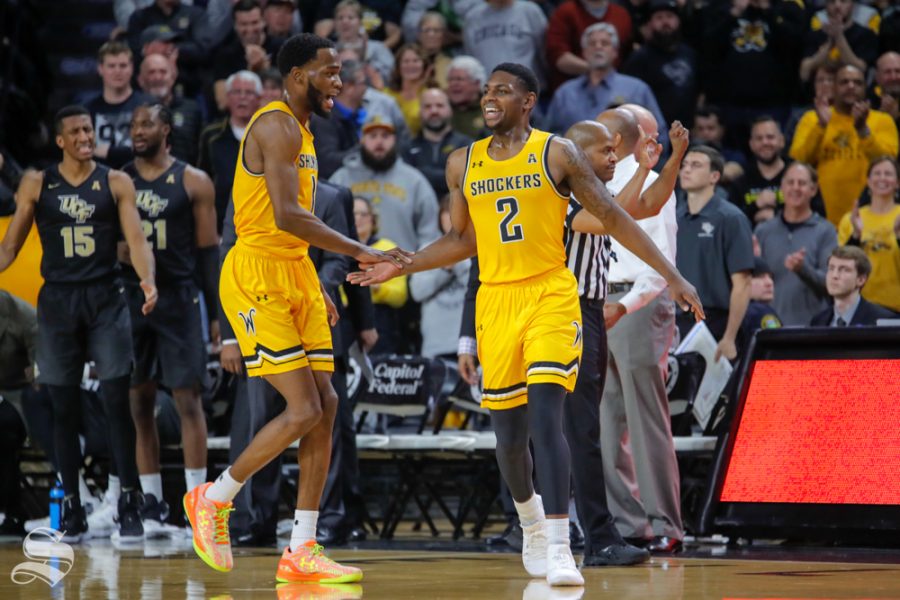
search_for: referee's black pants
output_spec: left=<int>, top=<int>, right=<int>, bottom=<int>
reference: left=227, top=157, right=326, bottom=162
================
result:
left=564, top=297, right=624, bottom=554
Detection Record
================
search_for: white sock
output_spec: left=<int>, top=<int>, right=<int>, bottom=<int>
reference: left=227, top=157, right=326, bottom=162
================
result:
left=204, top=468, right=244, bottom=504
left=514, top=493, right=545, bottom=528
left=184, top=468, right=207, bottom=492
left=140, top=473, right=164, bottom=501
left=289, top=510, right=318, bottom=552
left=546, top=518, right=569, bottom=546
left=107, top=475, right=121, bottom=503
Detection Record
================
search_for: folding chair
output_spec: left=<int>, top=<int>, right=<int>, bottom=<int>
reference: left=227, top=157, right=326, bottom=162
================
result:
left=352, top=355, right=475, bottom=538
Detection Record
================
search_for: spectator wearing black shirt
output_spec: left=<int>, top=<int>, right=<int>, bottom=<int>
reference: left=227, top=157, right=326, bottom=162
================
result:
left=126, top=0, right=207, bottom=89
left=137, top=53, right=203, bottom=165
left=800, top=0, right=878, bottom=85
left=692, top=106, right=746, bottom=185
left=701, top=0, right=805, bottom=145
left=212, top=0, right=283, bottom=112
left=198, top=70, right=261, bottom=233
left=730, top=116, right=787, bottom=225
left=621, top=0, right=699, bottom=128
left=87, top=41, right=152, bottom=168
left=315, top=0, right=404, bottom=50
left=402, top=88, right=472, bottom=198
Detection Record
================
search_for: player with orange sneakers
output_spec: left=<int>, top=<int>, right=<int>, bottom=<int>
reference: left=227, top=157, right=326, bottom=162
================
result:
left=183, top=33, right=409, bottom=583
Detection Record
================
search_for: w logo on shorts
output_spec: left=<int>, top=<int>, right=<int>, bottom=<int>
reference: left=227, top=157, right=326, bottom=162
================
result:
left=238, top=308, right=257, bottom=335
left=572, top=321, right=582, bottom=347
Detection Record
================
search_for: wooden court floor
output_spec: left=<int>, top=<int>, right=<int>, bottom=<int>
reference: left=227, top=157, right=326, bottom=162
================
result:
left=2, top=537, right=899, bottom=600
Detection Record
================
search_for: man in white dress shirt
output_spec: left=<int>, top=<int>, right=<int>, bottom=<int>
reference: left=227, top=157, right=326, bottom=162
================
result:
left=598, top=103, right=686, bottom=554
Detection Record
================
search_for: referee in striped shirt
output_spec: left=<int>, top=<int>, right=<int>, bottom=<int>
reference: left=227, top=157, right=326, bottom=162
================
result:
left=458, top=114, right=689, bottom=565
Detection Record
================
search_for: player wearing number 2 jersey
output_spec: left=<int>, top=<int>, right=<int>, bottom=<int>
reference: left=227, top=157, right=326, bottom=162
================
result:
left=0, top=105, right=157, bottom=543
left=349, top=63, right=704, bottom=590
left=122, top=103, right=219, bottom=534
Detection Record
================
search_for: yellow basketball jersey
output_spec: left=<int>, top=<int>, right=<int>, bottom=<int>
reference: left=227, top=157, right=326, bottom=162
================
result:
left=232, top=101, right=318, bottom=259
left=463, top=129, right=568, bottom=284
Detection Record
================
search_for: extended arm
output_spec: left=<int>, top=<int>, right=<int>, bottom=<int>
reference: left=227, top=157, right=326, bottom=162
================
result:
left=252, top=113, right=409, bottom=266
left=0, top=170, right=40, bottom=272
left=621, top=121, right=690, bottom=220
left=111, top=170, right=157, bottom=314
left=348, top=148, right=477, bottom=286
left=186, top=165, right=220, bottom=338
left=718, top=271, right=751, bottom=361
left=552, top=137, right=703, bottom=317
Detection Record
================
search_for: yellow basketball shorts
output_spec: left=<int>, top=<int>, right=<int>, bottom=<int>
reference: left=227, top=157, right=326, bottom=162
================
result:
left=475, top=267, right=583, bottom=410
left=220, top=243, right=334, bottom=377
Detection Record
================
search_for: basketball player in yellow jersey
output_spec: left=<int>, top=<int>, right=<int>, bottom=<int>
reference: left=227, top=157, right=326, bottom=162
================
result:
left=350, top=63, right=704, bottom=588
left=184, top=34, right=410, bottom=583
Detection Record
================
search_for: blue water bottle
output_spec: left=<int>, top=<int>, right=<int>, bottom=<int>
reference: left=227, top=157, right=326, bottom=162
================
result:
left=49, top=483, right=65, bottom=531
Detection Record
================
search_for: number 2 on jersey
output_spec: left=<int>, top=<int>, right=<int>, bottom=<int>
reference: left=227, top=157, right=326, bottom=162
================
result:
left=497, top=197, right=524, bottom=243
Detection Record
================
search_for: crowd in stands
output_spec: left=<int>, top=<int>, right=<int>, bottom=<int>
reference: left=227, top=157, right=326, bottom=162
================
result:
left=1, top=0, right=899, bottom=546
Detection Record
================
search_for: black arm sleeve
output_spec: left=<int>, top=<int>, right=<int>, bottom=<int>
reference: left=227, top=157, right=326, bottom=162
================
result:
left=459, top=256, right=480, bottom=339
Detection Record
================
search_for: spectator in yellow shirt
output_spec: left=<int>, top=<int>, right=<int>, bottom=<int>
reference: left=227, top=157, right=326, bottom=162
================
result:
left=384, top=44, right=434, bottom=138
left=838, top=156, right=900, bottom=312
left=353, top=196, right=408, bottom=354
left=790, top=65, right=899, bottom=226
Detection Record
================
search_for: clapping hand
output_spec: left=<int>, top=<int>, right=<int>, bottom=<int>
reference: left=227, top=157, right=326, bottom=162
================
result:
left=784, top=247, right=806, bottom=272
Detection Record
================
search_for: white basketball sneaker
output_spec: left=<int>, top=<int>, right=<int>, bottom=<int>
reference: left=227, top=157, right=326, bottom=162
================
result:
left=521, top=495, right=547, bottom=577
left=546, top=544, right=584, bottom=587
left=86, top=490, right=119, bottom=539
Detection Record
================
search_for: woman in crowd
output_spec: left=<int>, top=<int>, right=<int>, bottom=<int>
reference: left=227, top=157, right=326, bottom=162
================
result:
left=384, top=43, right=433, bottom=137
left=838, top=156, right=900, bottom=313
left=353, top=197, right=408, bottom=354
left=416, top=12, right=452, bottom=89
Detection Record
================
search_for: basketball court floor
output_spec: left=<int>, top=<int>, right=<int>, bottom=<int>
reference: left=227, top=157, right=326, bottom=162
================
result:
left=2, top=535, right=899, bottom=600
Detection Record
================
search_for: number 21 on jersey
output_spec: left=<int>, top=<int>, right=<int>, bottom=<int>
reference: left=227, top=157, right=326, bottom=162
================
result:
left=497, top=197, right=524, bottom=243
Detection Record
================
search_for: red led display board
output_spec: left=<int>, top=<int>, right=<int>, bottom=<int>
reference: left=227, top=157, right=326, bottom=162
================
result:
left=718, top=359, right=900, bottom=505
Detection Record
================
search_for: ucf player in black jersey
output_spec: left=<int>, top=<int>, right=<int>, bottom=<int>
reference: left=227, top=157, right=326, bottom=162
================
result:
left=0, top=105, right=157, bottom=542
left=121, top=103, right=218, bottom=535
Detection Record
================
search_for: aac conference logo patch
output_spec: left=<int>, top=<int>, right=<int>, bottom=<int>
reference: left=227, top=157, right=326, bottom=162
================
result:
left=10, top=528, right=74, bottom=587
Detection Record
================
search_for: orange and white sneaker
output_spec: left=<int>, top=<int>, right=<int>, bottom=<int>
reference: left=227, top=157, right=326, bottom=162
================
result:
left=276, top=541, right=363, bottom=584
left=183, top=482, right=234, bottom=572
left=276, top=582, right=363, bottom=600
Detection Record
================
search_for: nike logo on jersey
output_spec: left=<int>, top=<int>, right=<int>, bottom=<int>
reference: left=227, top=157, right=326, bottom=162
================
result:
left=238, top=308, right=257, bottom=335
left=572, top=321, right=582, bottom=347
left=58, top=195, right=96, bottom=223
left=48, top=182, right=61, bottom=189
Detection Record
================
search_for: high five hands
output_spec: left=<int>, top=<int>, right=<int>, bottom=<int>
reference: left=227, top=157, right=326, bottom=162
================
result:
left=347, top=246, right=415, bottom=286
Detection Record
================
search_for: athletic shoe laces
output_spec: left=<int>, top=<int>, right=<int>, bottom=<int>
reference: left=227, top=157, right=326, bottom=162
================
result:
left=214, top=506, right=234, bottom=544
